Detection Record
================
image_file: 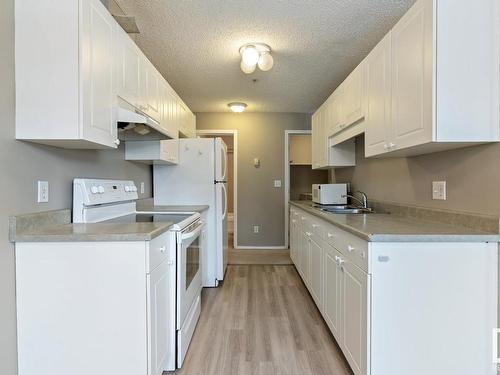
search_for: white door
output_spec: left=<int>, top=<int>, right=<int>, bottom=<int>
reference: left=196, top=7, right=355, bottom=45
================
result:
left=342, top=62, right=365, bottom=129
left=323, top=244, right=343, bottom=342
left=81, top=0, right=117, bottom=148
left=146, top=64, right=161, bottom=122
left=147, top=259, right=172, bottom=375
left=342, top=260, right=370, bottom=375
left=300, top=231, right=311, bottom=286
left=116, top=29, right=140, bottom=108
left=390, top=0, right=434, bottom=151
left=365, top=32, right=393, bottom=157
left=309, top=237, right=323, bottom=310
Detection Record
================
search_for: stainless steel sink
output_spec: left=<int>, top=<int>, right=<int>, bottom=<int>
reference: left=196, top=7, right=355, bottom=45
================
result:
left=316, top=206, right=374, bottom=214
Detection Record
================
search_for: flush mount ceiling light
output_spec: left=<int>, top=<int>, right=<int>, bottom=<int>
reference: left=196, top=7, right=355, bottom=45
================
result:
left=228, top=102, right=247, bottom=113
left=239, top=43, right=274, bottom=74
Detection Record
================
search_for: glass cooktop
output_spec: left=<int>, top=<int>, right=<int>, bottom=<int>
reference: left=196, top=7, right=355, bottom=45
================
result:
left=105, top=213, right=193, bottom=225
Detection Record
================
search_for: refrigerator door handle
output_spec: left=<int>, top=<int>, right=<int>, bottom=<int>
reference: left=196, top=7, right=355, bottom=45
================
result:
left=221, top=183, right=228, bottom=221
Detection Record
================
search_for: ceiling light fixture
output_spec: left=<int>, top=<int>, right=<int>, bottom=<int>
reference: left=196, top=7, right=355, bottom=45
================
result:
left=239, top=43, right=274, bottom=74
left=228, top=102, right=247, bottom=113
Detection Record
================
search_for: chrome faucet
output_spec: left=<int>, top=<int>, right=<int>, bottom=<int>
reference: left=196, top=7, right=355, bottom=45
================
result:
left=342, top=191, right=369, bottom=209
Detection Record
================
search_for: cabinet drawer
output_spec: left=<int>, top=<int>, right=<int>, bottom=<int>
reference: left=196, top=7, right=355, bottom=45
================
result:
left=147, top=231, right=172, bottom=272
left=335, top=230, right=368, bottom=272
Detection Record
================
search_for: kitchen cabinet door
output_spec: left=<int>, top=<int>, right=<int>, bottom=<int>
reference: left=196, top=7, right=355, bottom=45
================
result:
left=146, top=64, right=161, bottom=122
left=147, top=259, right=173, bottom=375
left=81, top=0, right=117, bottom=148
left=342, top=261, right=370, bottom=375
left=309, top=238, right=324, bottom=310
left=326, top=92, right=342, bottom=137
left=299, top=231, right=310, bottom=282
left=390, top=0, right=433, bottom=152
left=324, top=244, right=343, bottom=342
left=290, top=217, right=297, bottom=264
left=341, top=62, right=365, bottom=130
left=365, top=32, right=393, bottom=157
left=116, top=29, right=140, bottom=108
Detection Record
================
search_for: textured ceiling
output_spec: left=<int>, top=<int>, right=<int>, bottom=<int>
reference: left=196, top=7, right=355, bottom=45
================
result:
left=116, top=0, right=415, bottom=113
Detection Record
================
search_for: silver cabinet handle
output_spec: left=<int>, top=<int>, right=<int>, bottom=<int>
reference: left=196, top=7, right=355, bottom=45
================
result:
left=159, top=246, right=166, bottom=253
left=347, top=245, right=355, bottom=253
left=114, top=139, right=121, bottom=146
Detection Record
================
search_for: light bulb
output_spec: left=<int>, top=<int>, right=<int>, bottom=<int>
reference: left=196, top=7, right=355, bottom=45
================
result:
left=258, top=52, right=274, bottom=71
left=241, top=45, right=260, bottom=66
left=240, top=60, right=256, bottom=74
left=228, top=102, right=247, bottom=113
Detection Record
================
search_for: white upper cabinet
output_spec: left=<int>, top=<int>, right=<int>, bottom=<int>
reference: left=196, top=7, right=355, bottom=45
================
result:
left=116, top=27, right=140, bottom=110
left=81, top=0, right=117, bottom=148
left=317, top=0, right=499, bottom=159
left=339, top=62, right=366, bottom=131
left=389, top=0, right=433, bottom=152
left=16, top=0, right=118, bottom=148
left=365, top=33, right=393, bottom=157
left=16, top=0, right=196, bottom=149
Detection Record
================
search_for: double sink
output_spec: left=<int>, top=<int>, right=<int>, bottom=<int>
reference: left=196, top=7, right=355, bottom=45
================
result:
left=315, top=205, right=374, bottom=214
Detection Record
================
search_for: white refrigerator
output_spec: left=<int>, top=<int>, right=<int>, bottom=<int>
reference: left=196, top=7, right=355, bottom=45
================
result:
left=154, top=138, right=228, bottom=287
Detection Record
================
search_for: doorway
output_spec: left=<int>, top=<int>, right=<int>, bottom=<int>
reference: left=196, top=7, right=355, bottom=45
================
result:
left=284, top=130, right=329, bottom=248
left=197, top=130, right=238, bottom=250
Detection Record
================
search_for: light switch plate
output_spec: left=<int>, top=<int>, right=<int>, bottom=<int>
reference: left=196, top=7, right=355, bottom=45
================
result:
left=253, top=225, right=260, bottom=234
left=37, top=180, right=49, bottom=203
left=140, top=182, right=145, bottom=194
left=274, top=180, right=282, bottom=188
left=432, top=181, right=446, bottom=200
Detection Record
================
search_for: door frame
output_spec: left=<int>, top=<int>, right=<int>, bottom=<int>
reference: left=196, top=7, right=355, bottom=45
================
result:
left=196, top=129, right=239, bottom=249
left=284, top=129, right=312, bottom=249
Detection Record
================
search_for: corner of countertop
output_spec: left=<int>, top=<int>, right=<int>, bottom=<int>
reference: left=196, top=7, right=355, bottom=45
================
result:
left=9, top=209, right=72, bottom=243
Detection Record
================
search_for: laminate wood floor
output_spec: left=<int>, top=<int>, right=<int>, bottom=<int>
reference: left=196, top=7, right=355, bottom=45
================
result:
left=173, top=265, right=352, bottom=375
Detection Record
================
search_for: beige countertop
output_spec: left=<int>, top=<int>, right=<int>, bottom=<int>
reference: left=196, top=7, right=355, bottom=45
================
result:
left=10, top=200, right=209, bottom=243
left=13, top=221, right=173, bottom=242
left=290, top=201, right=499, bottom=242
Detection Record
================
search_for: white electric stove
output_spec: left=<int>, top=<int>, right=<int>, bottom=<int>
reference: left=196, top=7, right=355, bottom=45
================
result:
left=72, top=178, right=204, bottom=368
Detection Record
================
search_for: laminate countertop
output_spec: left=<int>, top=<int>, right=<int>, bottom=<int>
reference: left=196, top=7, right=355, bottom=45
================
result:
left=10, top=203, right=209, bottom=243
left=290, top=201, right=499, bottom=242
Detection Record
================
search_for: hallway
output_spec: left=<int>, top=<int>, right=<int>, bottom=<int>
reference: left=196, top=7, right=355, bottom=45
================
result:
left=175, top=265, right=352, bottom=375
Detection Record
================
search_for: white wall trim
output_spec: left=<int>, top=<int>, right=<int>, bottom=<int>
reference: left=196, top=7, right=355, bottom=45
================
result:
left=234, top=246, right=288, bottom=250
left=284, top=130, right=312, bottom=249
left=197, top=129, right=239, bottom=249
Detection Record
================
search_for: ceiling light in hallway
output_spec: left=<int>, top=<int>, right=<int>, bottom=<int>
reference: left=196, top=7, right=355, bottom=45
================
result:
left=239, top=43, right=273, bottom=74
left=228, top=102, right=247, bottom=113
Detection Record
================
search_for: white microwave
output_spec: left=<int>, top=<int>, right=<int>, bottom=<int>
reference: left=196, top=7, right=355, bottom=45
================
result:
left=312, top=184, right=348, bottom=205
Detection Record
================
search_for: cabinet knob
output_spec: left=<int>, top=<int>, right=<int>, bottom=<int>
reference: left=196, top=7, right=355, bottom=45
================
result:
left=389, top=142, right=396, bottom=149
left=167, top=260, right=174, bottom=265
left=347, top=245, right=355, bottom=253
left=327, top=233, right=334, bottom=238
left=312, top=224, right=319, bottom=228
left=383, top=144, right=389, bottom=150
left=159, top=246, right=166, bottom=253
left=306, top=232, right=312, bottom=237
left=114, top=139, right=121, bottom=146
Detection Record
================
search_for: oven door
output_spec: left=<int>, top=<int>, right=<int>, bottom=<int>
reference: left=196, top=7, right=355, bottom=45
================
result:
left=176, top=219, right=204, bottom=329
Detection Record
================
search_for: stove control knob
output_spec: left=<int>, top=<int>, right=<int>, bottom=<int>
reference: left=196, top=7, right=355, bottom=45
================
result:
left=98, top=186, right=105, bottom=194
left=124, top=186, right=131, bottom=192
left=90, top=186, right=99, bottom=194
left=132, top=186, right=138, bottom=192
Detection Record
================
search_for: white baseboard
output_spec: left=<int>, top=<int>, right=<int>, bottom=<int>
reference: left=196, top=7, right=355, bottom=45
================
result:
left=234, top=246, right=288, bottom=250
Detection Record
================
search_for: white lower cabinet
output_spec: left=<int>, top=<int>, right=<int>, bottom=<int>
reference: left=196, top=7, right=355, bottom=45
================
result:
left=289, top=205, right=497, bottom=375
left=15, top=231, right=177, bottom=375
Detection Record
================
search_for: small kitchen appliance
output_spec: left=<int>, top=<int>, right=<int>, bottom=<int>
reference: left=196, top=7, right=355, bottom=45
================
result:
left=312, top=183, right=348, bottom=205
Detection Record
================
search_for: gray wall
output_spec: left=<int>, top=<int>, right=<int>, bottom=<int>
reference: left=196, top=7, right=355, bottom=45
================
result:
left=196, top=112, right=311, bottom=247
left=335, top=135, right=500, bottom=217
left=0, top=2, right=152, bottom=374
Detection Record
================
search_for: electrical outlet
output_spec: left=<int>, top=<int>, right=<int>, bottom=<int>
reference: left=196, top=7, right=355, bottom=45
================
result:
left=140, top=182, right=145, bottom=194
left=253, top=225, right=260, bottom=234
left=274, top=180, right=282, bottom=188
left=37, top=181, right=49, bottom=203
left=432, top=181, right=447, bottom=200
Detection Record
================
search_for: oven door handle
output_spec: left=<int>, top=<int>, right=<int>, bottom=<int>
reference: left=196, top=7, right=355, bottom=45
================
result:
left=181, top=221, right=204, bottom=241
